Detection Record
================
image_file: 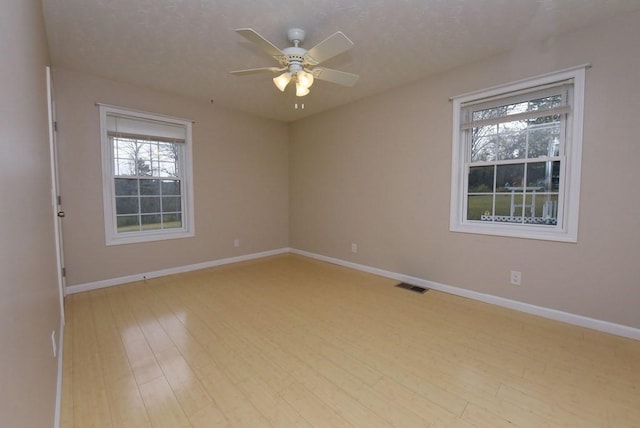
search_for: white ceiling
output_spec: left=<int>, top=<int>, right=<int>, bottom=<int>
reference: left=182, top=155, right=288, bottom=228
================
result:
left=42, top=0, right=640, bottom=122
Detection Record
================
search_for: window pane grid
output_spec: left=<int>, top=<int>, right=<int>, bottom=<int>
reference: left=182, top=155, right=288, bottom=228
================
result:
left=470, top=118, right=561, bottom=163
left=466, top=153, right=561, bottom=226
left=114, top=177, right=183, bottom=233
left=111, top=136, right=180, bottom=179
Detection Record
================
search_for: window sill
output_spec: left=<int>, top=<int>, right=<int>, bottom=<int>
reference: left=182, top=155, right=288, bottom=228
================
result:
left=450, top=222, right=577, bottom=243
left=105, top=228, right=194, bottom=246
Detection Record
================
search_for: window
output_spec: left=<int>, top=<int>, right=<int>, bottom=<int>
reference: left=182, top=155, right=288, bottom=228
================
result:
left=450, top=66, right=586, bottom=242
left=99, top=105, right=194, bottom=245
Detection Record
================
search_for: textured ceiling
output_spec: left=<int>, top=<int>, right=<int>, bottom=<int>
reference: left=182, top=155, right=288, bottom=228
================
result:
left=42, top=0, right=640, bottom=122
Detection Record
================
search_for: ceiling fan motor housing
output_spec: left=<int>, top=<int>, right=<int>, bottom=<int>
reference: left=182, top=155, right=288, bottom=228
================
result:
left=279, top=46, right=307, bottom=74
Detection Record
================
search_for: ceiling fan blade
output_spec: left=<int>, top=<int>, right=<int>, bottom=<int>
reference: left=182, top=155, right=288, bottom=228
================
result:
left=230, top=67, right=284, bottom=76
left=236, top=28, right=283, bottom=58
left=311, top=67, right=359, bottom=87
left=305, top=32, right=354, bottom=65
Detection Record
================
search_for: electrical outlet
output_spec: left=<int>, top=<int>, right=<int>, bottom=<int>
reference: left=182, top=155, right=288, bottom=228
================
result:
left=510, top=270, right=522, bottom=285
left=234, top=239, right=240, bottom=248
left=51, top=330, right=57, bottom=358
left=351, top=243, right=357, bottom=253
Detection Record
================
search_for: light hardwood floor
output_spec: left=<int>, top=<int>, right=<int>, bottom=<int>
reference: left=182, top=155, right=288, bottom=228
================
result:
left=61, top=254, right=640, bottom=427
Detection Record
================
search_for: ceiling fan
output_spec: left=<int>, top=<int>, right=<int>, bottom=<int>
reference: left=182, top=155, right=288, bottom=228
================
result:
left=230, top=27, right=359, bottom=97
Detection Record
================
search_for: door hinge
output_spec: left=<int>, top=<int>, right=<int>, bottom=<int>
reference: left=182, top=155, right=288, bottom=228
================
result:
left=57, top=195, right=62, bottom=205
left=53, top=121, right=58, bottom=132
left=61, top=267, right=66, bottom=277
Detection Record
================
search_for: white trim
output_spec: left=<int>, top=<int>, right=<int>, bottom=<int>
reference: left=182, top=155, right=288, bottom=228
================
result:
left=49, top=66, right=66, bottom=428
left=46, top=67, right=66, bottom=325
left=290, top=249, right=640, bottom=341
left=53, top=316, right=64, bottom=428
left=63, top=247, right=640, bottom=341
left=449, top=63, right=591, bottom=101
left=65, top=248, right=290, bottom=294
left=95, top=102, right=194, bottom=124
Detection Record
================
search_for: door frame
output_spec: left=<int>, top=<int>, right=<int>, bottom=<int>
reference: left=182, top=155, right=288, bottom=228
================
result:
left=47, top=66, right=66, bottom=323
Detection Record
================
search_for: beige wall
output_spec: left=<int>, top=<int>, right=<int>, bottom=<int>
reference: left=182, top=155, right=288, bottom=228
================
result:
left=53, top=10, right=639, bottom=329
left=290, top=11, right=640, bottom=329
left=0, top=0, right=61, bottom=426
left=54, top=68, right=289, bottom=285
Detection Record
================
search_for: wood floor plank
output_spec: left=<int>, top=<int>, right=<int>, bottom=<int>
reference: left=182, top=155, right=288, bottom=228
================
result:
left=188, top=402, right=230, bottom=428
left=461, top=402, right=521, bottom=428
left=70, top=292, right=113, bottom=428
left=89, top=290, right=133, bottom=385
left=61, top=254, right=640, bottom=428
left=123, top=284, right=176, bottom=355
left=138, top=376, right=191, bottom=428
left=103, top=376, right=152, bottom=428
left=154, top=346, right=214, bottom=418
left=106, top=286, right=164, bottom=386
left=281, top=382, right=353, bottom=428
left=235, top=375, right=312, bottom=427
left=194, top=362, right=272, bottom=427
left=372, top=376, right=461, bottom=426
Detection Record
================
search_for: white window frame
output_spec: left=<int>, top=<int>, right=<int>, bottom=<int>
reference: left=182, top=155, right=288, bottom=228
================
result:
left=450, top=66, right=587, bottom=242
left=99, top=104, right=195, bottom=245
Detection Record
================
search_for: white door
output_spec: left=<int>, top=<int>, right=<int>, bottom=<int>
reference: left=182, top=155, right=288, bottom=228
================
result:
left=47, top=66, right=66, bottom=323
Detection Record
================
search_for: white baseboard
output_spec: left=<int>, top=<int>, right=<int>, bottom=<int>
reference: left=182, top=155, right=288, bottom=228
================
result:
left=63, top=246, right=639, bottom=341
left=65, top=247, right=290, bottom=295
left=290, top=248, right=640, bottom=341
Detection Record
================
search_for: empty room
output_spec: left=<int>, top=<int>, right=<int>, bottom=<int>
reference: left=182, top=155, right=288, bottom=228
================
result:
left=2, top=0, right=640, bottom=427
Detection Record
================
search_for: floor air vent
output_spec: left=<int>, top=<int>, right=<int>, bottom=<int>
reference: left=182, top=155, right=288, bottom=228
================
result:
left=395, top=282, right=428, bottom=294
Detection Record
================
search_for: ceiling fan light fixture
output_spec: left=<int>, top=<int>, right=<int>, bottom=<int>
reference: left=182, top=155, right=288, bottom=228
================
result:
left=297, top=70, right=314, bottom=89
left=273, top=72, right=291, bottom=91
left=296, top=82, right=310, bottom=97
